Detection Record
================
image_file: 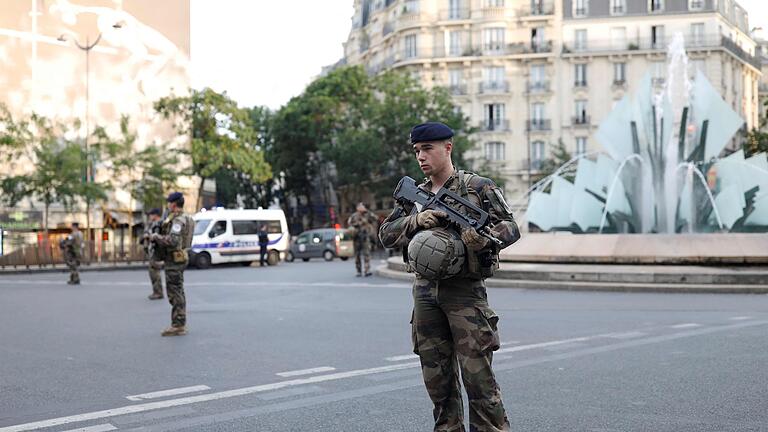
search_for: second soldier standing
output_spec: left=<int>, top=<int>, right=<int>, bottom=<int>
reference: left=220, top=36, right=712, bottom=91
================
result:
left=150, top=192, right=195, bottom=337
left=347, top=202, right=378, bottom=277
left=142, top=208, right=165, bottom=300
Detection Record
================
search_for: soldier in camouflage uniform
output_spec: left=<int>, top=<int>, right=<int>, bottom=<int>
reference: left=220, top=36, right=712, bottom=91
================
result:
left=61, top=222, right=84, bottom=285
left=347, top=202, right=378, bottom=277
left=150, top=192, right=195, bottom=337
left=141, top=208, right=165, bottom=300
left=379, top=122, right=520, bottom=432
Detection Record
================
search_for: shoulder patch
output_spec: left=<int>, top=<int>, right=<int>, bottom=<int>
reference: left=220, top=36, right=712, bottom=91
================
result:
left=171, top=223, right=182, bottom=234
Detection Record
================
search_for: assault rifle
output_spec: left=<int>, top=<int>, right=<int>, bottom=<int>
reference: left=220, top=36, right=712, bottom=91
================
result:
left=393, top=176, right=502, bottom=246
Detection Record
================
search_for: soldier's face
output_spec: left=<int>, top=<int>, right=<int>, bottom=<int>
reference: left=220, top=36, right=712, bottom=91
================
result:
left=413, top=140, right=452, bottom=176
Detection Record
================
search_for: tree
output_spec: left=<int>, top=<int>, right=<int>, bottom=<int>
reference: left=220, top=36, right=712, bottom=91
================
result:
left=532, top=138, right=574, bottom=185
left=154, top=88, right=272, bottom=208
left=742, top=128, right=768, bottom=158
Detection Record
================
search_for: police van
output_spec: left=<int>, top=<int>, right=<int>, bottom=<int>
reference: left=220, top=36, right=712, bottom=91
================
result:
left=190, top=208, right=289, bottom=269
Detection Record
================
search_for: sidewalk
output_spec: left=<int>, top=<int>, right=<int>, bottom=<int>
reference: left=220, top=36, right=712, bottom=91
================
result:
left=0, top=261, right=148, bottom=275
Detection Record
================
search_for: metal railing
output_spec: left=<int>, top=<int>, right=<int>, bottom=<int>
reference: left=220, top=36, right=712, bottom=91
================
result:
left=520, top=2, right=554, bottom=16
left=574, top=80, right=588, bottom=88
left=0, top=240, right=147, bottom=269
left=572, top=115, right=591, bottom=127
left=521, top=158, right=544, bottom=171
left=526, top=119, right=552, bottom=131
left=438, top=8, right=471, bottom=20
left=479, top=120, right=511, bottom=132
left=478, top=81, right=510, bottom=94
left=447, top=84, right=468, bottom=95
left=527, top=80, right=550, bottom=93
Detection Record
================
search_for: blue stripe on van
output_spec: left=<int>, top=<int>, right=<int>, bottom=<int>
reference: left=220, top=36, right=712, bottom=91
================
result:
left=192, top=234, right=284, bottom=251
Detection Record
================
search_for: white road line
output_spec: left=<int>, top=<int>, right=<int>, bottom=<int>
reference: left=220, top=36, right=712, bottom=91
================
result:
left=384, top=354, right=419, bottom=362
left=59, top=424, right=116, bottom=432
left=496, top=336, right=593, bottom=354
left=5, top=321, right=766, bottom=432
left=729, top=316, right=753, bottom=321
left=276, top=367, right=336, bottom=377
left=602, top=331, right=648, bottom=339
left=125, top=385, right=211, bottom=402
left=670, top=323, right=702, bottom=329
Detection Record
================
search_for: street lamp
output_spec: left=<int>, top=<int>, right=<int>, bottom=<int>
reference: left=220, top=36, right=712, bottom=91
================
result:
left=58, top=24, right=120, bottom=250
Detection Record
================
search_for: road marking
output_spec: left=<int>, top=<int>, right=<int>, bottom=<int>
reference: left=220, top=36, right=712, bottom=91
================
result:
left=384, top=354, right=419, bottom=362
left=4, top=321, right=766, bottom=432
left=670, top=323, right=702, bottom=329
left=59, top=424, right=116, bottom=432
left=0, top=280, right=410, bottom=289
left=276, top=367, right=336, bottom=377
left=126, top=385, right=211, bottom=401
left=729, top=316, right=753, bottom=320
left=602, top=331, right=647, bottom=339
left=496, top=336, right=592, bottom=354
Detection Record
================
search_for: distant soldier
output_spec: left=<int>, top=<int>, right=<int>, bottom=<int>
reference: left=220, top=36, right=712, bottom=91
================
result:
left=141, top=208, right=165, bottom=300
left=150, top=192, right=195, bottom=336
left=60, top=222, right=84, bottom=285
left=258, top=224, right=269, bottom=266
left=347, top=202, right=378, bottom=277
left=379, top=122, right=521, bottom=431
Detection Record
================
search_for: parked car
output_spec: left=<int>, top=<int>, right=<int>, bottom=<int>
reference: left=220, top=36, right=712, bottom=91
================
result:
left=190, top=208, right=290, bottom=269
left=285, top=228, right=354, bottom=262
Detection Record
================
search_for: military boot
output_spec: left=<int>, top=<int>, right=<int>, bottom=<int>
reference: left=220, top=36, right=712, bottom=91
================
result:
left=148, top=293, right=164, bottom=300
left=161, top=326, right=187, bottom=337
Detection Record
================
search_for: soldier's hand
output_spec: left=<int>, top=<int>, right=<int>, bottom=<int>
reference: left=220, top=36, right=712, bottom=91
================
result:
left=150, top=233, right=160, bottom=242
left=415, top=210, right=448, bottom=229
left=461, top=228, right=490, bottom=252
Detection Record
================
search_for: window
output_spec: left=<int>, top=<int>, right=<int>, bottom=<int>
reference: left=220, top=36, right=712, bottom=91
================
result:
left=649, top=0, right=664, bottom=12
left=689, top=0, right=704, bottom=10
left=531, top=27, right=546, bottom=51
left=194, top=219, right=211, bottom=236
left=448, top=30, right=461, bottom=55
left=690, top=59, right=705, bottom=79
left=574, top=100, right=588, bottom=123
left=232, top=220, right=260, bottom=235
left=484, top=0, right=504, bottom=7
left=573, top=0, right=588, bottom=17
left=208, top=220, right=227, bottom=238
left=690, top=23, right=705, bottom=45
left=576, top=137, right=587, bottom=156
left=295, top=233, right=310, bottom=245
left=311, top=232, right=324, bottom=244
left=449, top=68, right=463, bottom=86
left=574, top=29, right=587, bottom=51
left=652, top=61, right=666, bottom=86
left=483, top=66, right=505, bottom=86
left=404, top=0, right=419, bottom=13
left=651, top=25, right=665, bottom=49
left=610, top=26, right=626, bottom=49
left=613, top=62, right=626, bottom=84
left=405, top=34, right=417, bottom=58
left=485, top=142, right=505, bottom=161
left=448, top=0, right=462, bottom=18
left=610, top=0, right=626, bottom=15
left=484, top=103, right=506, bottom=130
left=574, top=63, right=587, bottom=87
left=483, top=28, right=505, bottom=53
left=531, top=141, right=545, bottom=169
left=530, top=64, right=545, bottom=91
left=530, top=102, right=546, bottom=130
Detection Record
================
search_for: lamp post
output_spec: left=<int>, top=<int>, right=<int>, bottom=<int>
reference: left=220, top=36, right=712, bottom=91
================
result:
left=58, top=22, right=121, bottom=252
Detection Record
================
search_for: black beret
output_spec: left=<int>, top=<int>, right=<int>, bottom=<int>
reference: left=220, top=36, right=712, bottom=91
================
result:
left=409, top=122, right=454, bottom=144
left=148, top=208, right=162, bottom=216
left=166, top=192, right=184, bottom=203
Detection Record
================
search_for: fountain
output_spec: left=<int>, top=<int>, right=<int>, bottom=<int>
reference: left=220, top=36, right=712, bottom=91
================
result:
left=525, top=33, right=768, bottom=234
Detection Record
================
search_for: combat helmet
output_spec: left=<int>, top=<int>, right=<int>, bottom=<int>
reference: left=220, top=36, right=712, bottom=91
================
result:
left=407, top=227, right=465, bottom=280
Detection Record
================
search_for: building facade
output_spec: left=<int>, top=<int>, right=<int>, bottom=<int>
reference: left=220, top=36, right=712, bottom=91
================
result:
left=342, top=0, right=762, bottom=203
left=0, top=0, right=192, bottom=252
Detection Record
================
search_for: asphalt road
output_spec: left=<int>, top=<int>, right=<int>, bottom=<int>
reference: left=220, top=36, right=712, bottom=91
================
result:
left=0, top=259, right=767, bottom=432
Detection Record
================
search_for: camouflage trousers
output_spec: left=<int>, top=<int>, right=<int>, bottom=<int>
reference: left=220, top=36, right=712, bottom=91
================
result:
left=165, top=266, right=186, bottom=327
left=149, top=260, right=164, bottom=297
left=354, top=239, right=371, bottom=273
left=65, top=255, right=80, bottom=283
left=411, top=277, right=509, bottom=432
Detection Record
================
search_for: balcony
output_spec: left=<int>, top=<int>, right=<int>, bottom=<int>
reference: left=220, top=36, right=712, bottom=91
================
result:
left=521, top=158, right=544, bottom=171
left=572, top=115, right=591, bottom=127
left=438, top=8, right=471, bottom=20
left=481, top=6, right=506, bottom=19
left=520, top=2, right=554, bottom=16
left=398, top=10, right=425, bottom=29
left=529, top=40, right=553, bottom=53
left=574, top=80, right=588, bottom=88
left=526, top=119, right=551, bottom=132
left=447, top=84, right=468, bottom=95
left=478, top=81, right=510, bottom=94
left=527, top=80, right=550, bottom=93
left=479, top=120, right=511, bottom=132
left=478, top=40, right=553, bottom=56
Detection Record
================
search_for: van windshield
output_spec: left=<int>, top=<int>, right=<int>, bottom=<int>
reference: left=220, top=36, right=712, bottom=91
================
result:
left=194, top=219, right=211, bottom=235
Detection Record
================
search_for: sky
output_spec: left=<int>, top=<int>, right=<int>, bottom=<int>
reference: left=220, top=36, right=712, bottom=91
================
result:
left=190, top=0, right=768, bottom=111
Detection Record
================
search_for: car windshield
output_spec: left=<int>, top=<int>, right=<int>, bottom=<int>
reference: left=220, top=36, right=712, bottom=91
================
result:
left=194, top=219, right=211, bottom=235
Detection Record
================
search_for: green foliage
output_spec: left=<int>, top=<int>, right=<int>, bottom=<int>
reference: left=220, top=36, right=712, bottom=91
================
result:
left=154, top=88, right=272, bottom=206
left=533, top=139, right=574, bottom=185
left=742, top=128, right=768, bottom=158
left=269, top=66, right=475, bottom=216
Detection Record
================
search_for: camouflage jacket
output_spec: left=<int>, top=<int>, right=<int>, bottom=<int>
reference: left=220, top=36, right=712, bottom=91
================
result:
left=154, top=211, right=194, bottom=267
left=347, top=211, right=378, bottom=242
left=379, top=168, right=520, bottom=280
left=61, top=231, right=84, bottom=259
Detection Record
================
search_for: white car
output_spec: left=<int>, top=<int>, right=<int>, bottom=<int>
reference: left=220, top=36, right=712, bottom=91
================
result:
left=190, top=208, right=289, bottom=269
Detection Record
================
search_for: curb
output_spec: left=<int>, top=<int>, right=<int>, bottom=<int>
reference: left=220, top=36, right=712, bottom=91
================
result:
left=375, top=266, right=768, bottom=294
left=0, top=263, right=148, bottom=275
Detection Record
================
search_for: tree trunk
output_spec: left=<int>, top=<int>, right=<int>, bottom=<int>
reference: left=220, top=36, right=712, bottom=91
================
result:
left=196, top=176, right=206, bottom=210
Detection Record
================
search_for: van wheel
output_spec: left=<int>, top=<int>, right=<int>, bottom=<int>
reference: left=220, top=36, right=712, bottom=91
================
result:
left=267, top=250, right=280, bottom=266
left=323, top=250, right=335, bottom=261
left=285, top=251, right=295, bottom=262
left=340, top=257, right=349, bottom=261
left=302, top=258, right=310, bottom=262
left=195, top=252, right=211, bottom=269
